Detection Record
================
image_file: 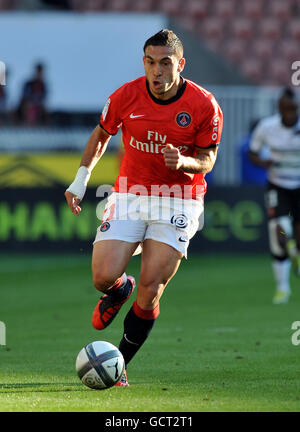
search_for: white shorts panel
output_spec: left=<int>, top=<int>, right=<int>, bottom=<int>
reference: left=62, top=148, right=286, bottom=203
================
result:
left=94, top=193, right=204, bottom=257
left=94, top=219, right=146, bottom=244
left=144, top=223, right=189, bottom=257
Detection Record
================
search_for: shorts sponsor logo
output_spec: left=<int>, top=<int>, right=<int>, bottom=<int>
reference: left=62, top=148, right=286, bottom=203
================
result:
left=176, top=112, right=191, bottom=128
left=100, top=221, right=111, bottom=232
left=171, top=214, right=188, bottom=229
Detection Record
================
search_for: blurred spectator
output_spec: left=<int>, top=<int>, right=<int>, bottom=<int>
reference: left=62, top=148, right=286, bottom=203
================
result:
left=239, top=118, right=268, bottom=185
left=0, top=66, right=8, bottom=126
left=0, top=82, right=7, bottom=125
left=16, top=63, right=48, bottom=126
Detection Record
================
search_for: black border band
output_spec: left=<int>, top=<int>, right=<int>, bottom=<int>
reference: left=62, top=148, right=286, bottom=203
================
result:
left=99, top=122, right=117, bottom=136
left=195, top=143, right=219, bottom=149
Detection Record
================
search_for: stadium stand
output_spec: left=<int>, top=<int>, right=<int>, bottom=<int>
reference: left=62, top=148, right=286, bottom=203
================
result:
left=269, top=0, right=292, bottom=21
left=214, top=0, right=236, bottom=19
left=75, top=0, right=300, bottom=86
left=289, top=19, right=300, bottom=39
left=0, top=0, right=17, bottom=9
left=251, top=39, right=274, bottom=61
left=130, top=0, right=155, bottom=14
left=1, top=0, right=299, bottom=85
left=242, top=0, right=264, bottom=20
left=185, top=0, right=209, bottom=19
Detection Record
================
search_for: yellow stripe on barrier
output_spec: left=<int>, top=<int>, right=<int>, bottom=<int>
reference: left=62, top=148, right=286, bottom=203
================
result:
left=0, top=153, right=120, bottom=187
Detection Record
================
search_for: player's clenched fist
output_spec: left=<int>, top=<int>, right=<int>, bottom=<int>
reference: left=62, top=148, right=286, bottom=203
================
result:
left=164, top=144, right=184, bottom=170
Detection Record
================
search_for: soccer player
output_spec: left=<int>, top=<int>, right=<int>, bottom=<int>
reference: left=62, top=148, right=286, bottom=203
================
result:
left=249, top=87, right=300, bottom=305
left=65, top=29, right=223, bottom=385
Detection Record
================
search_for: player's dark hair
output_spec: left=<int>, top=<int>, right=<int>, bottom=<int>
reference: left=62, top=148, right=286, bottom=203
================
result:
left=143, top=29, right=183, bottom=58
left=279, top=86, right=296, bottom=101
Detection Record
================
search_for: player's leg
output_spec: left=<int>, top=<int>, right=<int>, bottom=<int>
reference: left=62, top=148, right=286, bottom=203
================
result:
left=285, top=221, right=300, bottom=277
left=268, top=216, right=292, bottom=303
left=92, top=239, right=138, bottom=291
left=266, top=184, right=292, bottom=303
left=136, top=239, right=182, bottom=310
left=115, top=196, right=203, bottom=385
left=91, top=192, right=146, bottom=330
left=288, top=221, right=300, bottom=276
left=286, top=187, right=300, bottom=276
left=117, top=239, right=183, bottom=376
left=91, top=239, right=140, bottom=330
left=294, top=222, right=300, bottom=253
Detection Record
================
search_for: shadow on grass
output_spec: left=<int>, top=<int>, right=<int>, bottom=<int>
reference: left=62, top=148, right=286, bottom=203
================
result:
left=0, top=382, right=87, bottom=393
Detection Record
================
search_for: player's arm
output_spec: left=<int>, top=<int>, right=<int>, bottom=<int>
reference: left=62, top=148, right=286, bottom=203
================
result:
left=164, top=144, right=218, bottom=173
left=80, top=125, right=111, bottom=170
left=248, top=150, right=272, bottom=169
left=248, top=120, right=272, bottom=169
left=65, top=125, right=111, bottom=215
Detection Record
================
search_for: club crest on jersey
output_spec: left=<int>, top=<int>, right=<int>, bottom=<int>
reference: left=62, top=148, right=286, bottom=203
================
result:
left=176, top=112, right=191, bottom=128
left=100, top=221, right=110, bottom=232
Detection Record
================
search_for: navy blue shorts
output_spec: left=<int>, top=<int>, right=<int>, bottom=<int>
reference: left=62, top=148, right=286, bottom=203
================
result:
left=265, top=182, right=300, bottom=222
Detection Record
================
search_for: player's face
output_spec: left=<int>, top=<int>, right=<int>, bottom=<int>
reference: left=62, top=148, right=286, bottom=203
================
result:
left=143, top=45, right=185, bottom=99
left=279, top=98, right=298, bottom=127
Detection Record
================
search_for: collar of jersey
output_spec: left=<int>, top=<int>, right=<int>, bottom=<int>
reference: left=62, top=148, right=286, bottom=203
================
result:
left=145, top=77, right=186, bottom=105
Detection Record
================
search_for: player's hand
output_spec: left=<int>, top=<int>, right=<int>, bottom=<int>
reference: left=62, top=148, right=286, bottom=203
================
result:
left=64, top=190, right=82, bottom=216
left=264, top=160, right=273, bottom=169
left=164, top=144, right=184, bottom=170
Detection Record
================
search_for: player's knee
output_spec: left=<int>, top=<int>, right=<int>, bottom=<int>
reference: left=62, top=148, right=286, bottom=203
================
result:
left=92, top=271, right=117, bottom=292
left=138, top=281, right=165, bottom=309
left=268, top=216, right=292, bottom=257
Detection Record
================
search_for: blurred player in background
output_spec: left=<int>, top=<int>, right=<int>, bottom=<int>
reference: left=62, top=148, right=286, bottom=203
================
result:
left=0, top=82, right=7, bottom=125
left=249, top=87, right=300, bottom=304
left=240, top=118, right=267, bottom=186
left=0, top=65, right=8, bottom=125
left=65, top=29, right=223, bottom=385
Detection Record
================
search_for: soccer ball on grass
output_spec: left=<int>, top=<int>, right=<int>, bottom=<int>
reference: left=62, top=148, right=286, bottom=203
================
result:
left=76, top=341, right=125, bottom=390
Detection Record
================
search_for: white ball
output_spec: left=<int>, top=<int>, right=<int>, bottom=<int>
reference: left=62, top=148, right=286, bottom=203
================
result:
left=76, top=341, right=125, bottom=390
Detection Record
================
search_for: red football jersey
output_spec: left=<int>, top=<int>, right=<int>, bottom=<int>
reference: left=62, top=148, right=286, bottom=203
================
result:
left=100, top=76, right=223, bottom=200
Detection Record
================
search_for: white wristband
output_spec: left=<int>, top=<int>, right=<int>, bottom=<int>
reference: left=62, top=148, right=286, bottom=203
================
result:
left=66, top=166, right=91, bottom=200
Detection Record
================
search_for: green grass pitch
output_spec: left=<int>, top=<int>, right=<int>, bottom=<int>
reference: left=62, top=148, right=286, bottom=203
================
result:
left=0, top=252, right=300, bottom=412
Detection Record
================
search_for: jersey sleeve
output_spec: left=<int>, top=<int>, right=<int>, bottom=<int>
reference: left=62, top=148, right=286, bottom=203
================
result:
left=249, top=120, right=266, bottom=153
left=99, top=86, right=124, bottom=136
left=195, top=95, right=223, bottom=149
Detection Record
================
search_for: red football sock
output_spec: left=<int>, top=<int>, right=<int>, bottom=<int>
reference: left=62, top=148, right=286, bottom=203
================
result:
left=132, top=300, right=160, bottom=320
left=118, top=301, right=160, bottom=366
